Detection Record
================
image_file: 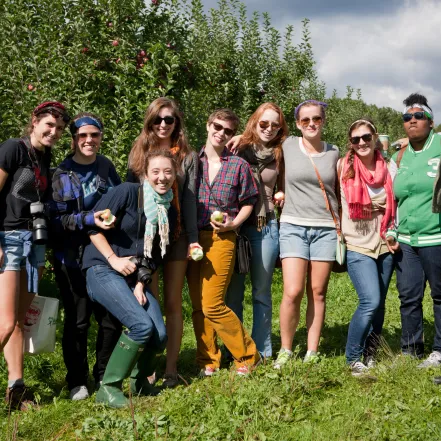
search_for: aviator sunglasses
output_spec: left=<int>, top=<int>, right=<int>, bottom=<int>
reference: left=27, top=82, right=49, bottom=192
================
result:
left=402, top=111, right=430, bottom=123
left=299, top=116, right=323, bottom=127
left=350, top=133, right=373, bottom=145
left=212, top=122, right=235, bottom=137
left=259, top=120, right=281, bottom=131
left=153, top=115, right=176, bottom=125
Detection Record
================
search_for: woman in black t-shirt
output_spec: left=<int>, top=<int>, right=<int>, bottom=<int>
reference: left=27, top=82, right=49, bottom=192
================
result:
left=0, top=101, right=70, bottom=410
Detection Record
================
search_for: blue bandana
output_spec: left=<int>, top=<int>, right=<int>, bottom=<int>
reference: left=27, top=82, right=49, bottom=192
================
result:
left=70, top=116, right=103, bottom=137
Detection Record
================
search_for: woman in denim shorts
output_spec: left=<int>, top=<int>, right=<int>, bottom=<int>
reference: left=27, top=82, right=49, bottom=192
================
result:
left=274, top=100, right=340, bottom=369
left=0, top=102, right=70, bottom=409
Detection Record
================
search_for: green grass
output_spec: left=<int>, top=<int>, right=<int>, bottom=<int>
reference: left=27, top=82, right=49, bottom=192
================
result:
left=1, top=269, right=441, bottom=441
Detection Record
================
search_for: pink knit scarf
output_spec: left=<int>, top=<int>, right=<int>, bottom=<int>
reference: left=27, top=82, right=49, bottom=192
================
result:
left=342, top=150, right=395, bottom=239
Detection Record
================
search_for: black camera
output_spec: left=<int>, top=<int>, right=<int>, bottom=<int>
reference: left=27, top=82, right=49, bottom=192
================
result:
left=129, top=256, right=157, bottom=285
left=30, top=201, right=49, bottom=245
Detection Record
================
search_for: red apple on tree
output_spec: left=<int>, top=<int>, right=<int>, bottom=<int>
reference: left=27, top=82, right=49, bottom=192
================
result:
left=27, top=84, right=34, bottom=91
left=112, top=40, right=119, bottom=47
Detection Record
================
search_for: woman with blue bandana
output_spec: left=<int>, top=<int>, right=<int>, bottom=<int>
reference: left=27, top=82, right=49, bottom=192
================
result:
left=386, top=93, right=441, bottom=369
left=82, top=149, right=179, bottom=408
left=51, top=112, right=122, bottom=401
left=0, top=102, right=70, bottom=410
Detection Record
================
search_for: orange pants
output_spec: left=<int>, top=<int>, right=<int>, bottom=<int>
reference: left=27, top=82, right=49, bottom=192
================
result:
left=187, top=230, right=259, bottom=369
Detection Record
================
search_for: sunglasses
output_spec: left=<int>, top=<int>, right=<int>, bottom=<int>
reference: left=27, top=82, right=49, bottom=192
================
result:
left=153, top=116, right=175, bottom=125
left=212, top=122, right=235, bottom=137
left=299, top=116, right=323, bottom=127
left=259, top=120, right=281, bottom=131
left=350, top=133, right=373, bottom=145
left=77, top=132, right=102, bottom=140
left=402, top=111, right=430, bottom=123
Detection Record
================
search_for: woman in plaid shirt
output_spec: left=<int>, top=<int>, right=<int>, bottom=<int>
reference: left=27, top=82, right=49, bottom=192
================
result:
left=187, top=109, right=261, bottom=376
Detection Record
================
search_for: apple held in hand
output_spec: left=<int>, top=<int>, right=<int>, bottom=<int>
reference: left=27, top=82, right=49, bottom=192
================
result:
left=210, top=210, right=224, bottom=223
left=190, top=245, right=204, bottom=261
left=274, top=191, right=285, bottom=203
left=101, top=209, right=116, bottom=226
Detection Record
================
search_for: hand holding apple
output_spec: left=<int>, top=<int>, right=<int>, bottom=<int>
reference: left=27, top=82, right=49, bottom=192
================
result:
left=210, top=210, right=224, bottom=223
left=94, top=209, right=116, bottom=229
left=210, top=213, right=236, bottom=233
left=273, top=191, right=285, bottom=208
left=188, top=243, right=204, bottom=261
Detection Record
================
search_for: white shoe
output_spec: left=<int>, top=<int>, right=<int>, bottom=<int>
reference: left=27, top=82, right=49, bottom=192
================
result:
left=69, top=385, right=89, bottom=401
left=350, top=361, right=369, bottom=377
left=417, top=351, right=441, bottom=368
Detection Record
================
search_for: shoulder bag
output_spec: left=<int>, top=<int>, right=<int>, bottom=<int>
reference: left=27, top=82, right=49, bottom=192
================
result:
left=305, top=151, right=347, bottom=273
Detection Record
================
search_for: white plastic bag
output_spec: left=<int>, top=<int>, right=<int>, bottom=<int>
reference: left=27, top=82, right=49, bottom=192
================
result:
left=23, top=295, right=59, bottom=354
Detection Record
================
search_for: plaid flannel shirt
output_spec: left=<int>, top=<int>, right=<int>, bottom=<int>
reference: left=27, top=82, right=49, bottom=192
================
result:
left=196, top=146, right=258, bottom=229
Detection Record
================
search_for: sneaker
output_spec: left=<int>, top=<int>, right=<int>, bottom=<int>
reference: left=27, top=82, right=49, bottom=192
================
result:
left=236, top=357, right=262, bottom=376
left=350, top=361, right=369, bottom=377
left=364, top=356, right=376, bottom=369
left=417, top=351, right=441, bottom=368
left=162, top=374, right=179, bottom=389
left=69, top=385, right=89, bottom=401
left=198, top=367, right=219, bottom=378
left=273, top=348, right=293, bottom=369
left=5, top=385, right=35, bottom=411
left=303, top=350, right=319, bottom=363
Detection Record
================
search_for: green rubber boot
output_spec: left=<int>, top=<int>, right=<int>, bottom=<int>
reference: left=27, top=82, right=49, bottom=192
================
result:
left=96, top=333, right=144, bottom=408
left=130, top=348, right=160, bottom=396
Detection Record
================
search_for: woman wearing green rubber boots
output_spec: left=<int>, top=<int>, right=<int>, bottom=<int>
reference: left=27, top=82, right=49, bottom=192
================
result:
left=82, top=149, right=179, bottom=407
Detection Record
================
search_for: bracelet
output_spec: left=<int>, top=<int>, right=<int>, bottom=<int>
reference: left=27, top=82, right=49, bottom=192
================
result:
left=106, top=252, right=115, bottom=261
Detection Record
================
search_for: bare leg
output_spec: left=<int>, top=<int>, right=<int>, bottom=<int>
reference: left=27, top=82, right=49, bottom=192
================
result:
left=163, top=259, right=187, bottom=376
left=305, top=261, right=333, bottom=352
left=3, top=269, right=41, bottom=381
left=279, top=258, right=308, bottom=350
left=0, top=271, right=20, bottom=352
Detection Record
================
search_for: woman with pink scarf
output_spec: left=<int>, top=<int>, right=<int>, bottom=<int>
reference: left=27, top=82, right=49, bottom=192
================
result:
left=339, top=118, right=396, bottom=376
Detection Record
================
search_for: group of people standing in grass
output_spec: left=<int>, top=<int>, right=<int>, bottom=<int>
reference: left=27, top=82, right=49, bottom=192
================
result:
left=0, top=91, right=440, bottom=410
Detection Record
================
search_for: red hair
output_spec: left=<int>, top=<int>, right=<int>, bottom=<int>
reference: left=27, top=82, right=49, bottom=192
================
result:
left=237, top=102, right=288, bottom=173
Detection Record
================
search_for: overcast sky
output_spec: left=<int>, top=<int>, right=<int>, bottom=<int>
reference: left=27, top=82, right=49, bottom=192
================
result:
left=202, top=0, right=441, bottom=121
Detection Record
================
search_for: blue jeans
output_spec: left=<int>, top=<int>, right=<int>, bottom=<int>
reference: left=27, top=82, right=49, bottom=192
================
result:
left=395, top=243, right=441, bottom=356
left=86, top=265, right=167, bottom=353
left=226, top=218, right=279, bottom=357
left=345, top=251, right=394, bottom=363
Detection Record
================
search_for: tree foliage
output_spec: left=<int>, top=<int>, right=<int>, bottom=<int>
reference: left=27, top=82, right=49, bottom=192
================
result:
left=0, top=0, right=403, bottom=172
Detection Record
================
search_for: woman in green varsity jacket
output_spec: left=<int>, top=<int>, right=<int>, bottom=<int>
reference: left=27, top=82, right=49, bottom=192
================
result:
left=386, top=93, right=441, bottom=367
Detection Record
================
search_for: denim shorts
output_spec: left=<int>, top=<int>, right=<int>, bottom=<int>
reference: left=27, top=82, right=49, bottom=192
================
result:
left=279, top=222, right=337, bottom=261
left=0, top=230, right=46, bottom=271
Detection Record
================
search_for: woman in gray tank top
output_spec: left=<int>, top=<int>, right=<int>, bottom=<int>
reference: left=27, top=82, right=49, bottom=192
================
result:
left=274, top=100, right=340, bottom=369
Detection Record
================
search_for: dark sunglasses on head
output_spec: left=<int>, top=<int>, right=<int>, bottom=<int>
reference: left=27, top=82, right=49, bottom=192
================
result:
left=350, top=133, right=373, bottom=145
left=299, top=116, right=323, bottom=127
left=402, top=111, right=430, bottom=123
left=212, top=122, right=235, bottom=137
left=258, top=120, right=281, bottom=131
left=153, top=116, right=175, bottom=125
left=34, top=106, right=70, bottom=123
left=77, top=132, right=102, bottom=140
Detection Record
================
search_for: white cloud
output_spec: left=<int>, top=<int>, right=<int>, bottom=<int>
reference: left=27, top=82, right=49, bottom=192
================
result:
left=307, top=0, right=441, bottom=120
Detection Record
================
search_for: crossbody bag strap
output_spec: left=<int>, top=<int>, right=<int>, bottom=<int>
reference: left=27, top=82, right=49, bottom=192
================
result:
left=305, top=151, right=341, bottom=234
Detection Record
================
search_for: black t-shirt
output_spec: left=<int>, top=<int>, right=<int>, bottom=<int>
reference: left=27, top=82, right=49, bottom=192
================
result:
left=0, top=138, right=52, bottom=230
